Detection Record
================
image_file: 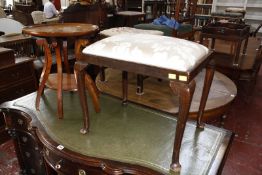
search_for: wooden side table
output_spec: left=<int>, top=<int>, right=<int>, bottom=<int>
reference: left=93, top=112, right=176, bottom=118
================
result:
left=200, top=22, right=250, bottom=67
left=22, top=23, right=100, bottom=119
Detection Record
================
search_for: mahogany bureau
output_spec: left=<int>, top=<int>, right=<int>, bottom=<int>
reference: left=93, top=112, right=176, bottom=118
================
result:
left=0, top=51, right=37, bottom=143
left=0, top=89, right=233, bottom=175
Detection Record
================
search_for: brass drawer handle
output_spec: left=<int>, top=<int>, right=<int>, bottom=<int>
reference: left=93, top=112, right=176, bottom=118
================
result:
left=78, top=169, right=86, bottom=175
left=55, top=160, right=63, bottom=170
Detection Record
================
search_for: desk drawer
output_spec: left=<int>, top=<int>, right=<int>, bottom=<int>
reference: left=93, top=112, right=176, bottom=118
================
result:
left=44, top=148, right=105, bottom=175
left=0, top=61, right=34, bottom=87
left=0, top=78, right=36, bottom=103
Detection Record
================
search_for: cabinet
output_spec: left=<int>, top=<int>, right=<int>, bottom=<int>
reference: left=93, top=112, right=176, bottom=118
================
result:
left=212, top=0, right=262, bottom=34
left=0, top=56, right=37, bottom=144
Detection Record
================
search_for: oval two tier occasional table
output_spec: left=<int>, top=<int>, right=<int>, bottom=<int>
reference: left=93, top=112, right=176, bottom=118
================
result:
left=22, top=23, right=100, bottom=119
left=96, top=68, right=237, bottom=123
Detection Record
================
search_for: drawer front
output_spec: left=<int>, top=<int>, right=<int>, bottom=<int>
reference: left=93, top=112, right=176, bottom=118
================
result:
left=0, top=78, right=36, bottom=103
left=44, top=148, right=107, bottom=175
left=0, top=61, right=34, bottom=87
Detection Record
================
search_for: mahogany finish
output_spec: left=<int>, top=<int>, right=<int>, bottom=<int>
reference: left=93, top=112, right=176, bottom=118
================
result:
left=200, top=22, right=250, bottom=68
left=22, top=23, right=99, bottom=119
left=0, top=56, right=37, bottom=144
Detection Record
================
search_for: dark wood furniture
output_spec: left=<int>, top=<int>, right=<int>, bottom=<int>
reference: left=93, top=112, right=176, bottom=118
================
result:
left=200, top=22, right=251, bottom=80
left=0, top=55, right=37, bottom=144
left=22, top=23, right=100, bottom=119
left=0, top=47, right=14, bottom=66
left=134, top=0, right=198, bottom=39
left=0, top=34, right=35, bottom=57
left=60, top=2, right=108, bottom=30
left=12, top=9, right=34, bottom=26
left=0, top=89, right=234, bottom=174
left=144, top=0, right=167, bottom=22
left=74, top=33, right=214, bottom=172
left=113, top=0, right=146, bottom=27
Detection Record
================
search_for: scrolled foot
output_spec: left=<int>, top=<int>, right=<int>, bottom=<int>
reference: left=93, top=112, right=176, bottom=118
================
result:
left=170, top=163, right=181, bottom=173
left=80, top=128, right=88, bottom=134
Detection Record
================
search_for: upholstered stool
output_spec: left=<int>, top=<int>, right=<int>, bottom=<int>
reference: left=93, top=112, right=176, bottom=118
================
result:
left=100, top=27, right=164, bottom=37
left=99, top=27, right=164, bottom=94
left=75, top=33, right=213, bottom=172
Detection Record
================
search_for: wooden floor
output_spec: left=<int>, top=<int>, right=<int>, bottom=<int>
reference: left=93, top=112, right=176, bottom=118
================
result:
left=96, top=68, right=237, bottom=122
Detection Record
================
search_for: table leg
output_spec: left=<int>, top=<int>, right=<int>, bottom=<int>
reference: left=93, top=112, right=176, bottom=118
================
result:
left=122, top=71, right=128, bottom=105
left=197, top=66, right=215, bottom=128
left=75, top=62, right=90, bottom=134
left=35, top=40, right=52, bottom=110
left=169, top=80, right=196, bottom=172
left=62, top=41, right=71, bottom=74
left=53, top=41, right=63, bottom=119
left=136, top=74, right=144, bottom=95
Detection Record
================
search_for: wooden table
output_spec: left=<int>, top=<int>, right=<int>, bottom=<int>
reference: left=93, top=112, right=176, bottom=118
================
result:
left=200, top=22, right=250, bottom=67
left=74, top=34, right=215, bottom=172
left=22, top=23, right=99, bottom=119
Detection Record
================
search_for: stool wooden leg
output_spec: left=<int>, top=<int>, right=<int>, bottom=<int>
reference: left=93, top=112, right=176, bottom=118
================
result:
left=136, top=74, right=144, bottom=95
left=75, top=62, right=90, bottom=134
left=169, top=80, right=196, bottom=172
left=53, top=41, right=63, bottom=119
left=122, top=71, right=128, bottom=105
left=197, top=66, right=215, bottom=128
left=35, top=40, right=52, bottom=110
left=84, top=73, right=100, bottom=113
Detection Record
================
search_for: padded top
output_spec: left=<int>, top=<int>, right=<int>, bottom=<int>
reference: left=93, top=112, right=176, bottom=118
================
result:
left=117, top=11, right=145, bottom=16
left=12, top=89, right=232, bottom=174
left=82, top=34, right=209, bottom=72
left=100, top=27, right=164, bottom=37
left=0, top=18, right=24, bottom=35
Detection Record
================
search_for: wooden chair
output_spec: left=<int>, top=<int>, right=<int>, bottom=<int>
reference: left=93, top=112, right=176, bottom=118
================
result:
left=12, top=10, right=34, bottom=26
left=0, top=7, right=7, bottom=18
left=112, top=0, right=146, bottom=27
left=134, top=0, right=198, bottom=39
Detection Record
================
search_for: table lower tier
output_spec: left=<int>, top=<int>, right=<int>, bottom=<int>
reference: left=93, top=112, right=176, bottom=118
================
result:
left=96, top=68, right=237, bottom=122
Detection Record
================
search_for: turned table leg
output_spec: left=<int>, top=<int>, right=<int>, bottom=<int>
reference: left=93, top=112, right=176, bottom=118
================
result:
left=122, top=71, right=128, bottom=105
left=35, top=40, right=52, bottom=111
left=169, top=80, right=196, bottom=172
left=75, top=62, right=90, bottom=134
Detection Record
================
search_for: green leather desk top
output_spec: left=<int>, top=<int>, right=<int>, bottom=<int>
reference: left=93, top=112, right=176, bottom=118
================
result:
left=11, top=89, right=232, bottom=175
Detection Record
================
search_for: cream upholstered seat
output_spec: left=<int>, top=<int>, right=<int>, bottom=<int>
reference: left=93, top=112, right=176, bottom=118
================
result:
left=31, top=11, right=59, bottom=24
left=31, top=11, right=46, bottom=24
left=0, top=18, right=24, bottom=35
left=83, top=33, right=208, bottom=72
left=100, top=27, right=163, bottom=37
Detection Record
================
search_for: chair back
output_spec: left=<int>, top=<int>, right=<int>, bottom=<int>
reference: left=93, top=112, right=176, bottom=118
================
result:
left=0, top=7, right=7, bottom=18
left=172, top=0, right=198, bottom=24
left=31, top=11, right=46, bottom=24
left=60, top=3, right=108, bottom=30
left=12, top=10, right=34, bottom=26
